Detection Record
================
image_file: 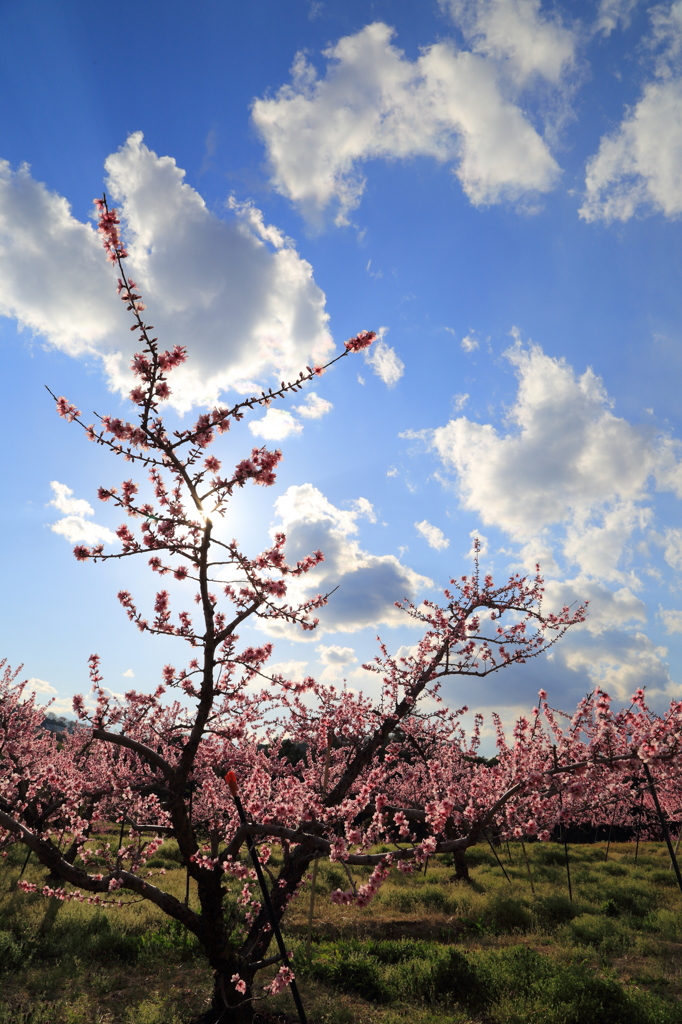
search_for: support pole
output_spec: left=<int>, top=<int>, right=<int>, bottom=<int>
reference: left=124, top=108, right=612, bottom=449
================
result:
left=553, top=747, right=572, bottom=902
left=484, top=831, right=512, bottom=884
left=634, top=789, right=644, bottom=864
left=604, top=801, right=619, bottom=862
left=520, top=840, right=535, bottom=896
left=643, top=763, right=682, bottom=896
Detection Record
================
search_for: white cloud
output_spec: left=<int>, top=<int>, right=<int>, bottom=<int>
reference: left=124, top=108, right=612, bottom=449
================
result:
left=453, top=392, right=469, bottom=411
left=48, top=481, right=94, bottom=517
left=662, top=526, right=682, bottom=570
left=543, top=577, right=647, bottom=634
left=26, top=677, right=58, bottom=695
left=50, top=516, right=117, bottom=546
left=363, top=330, right=404, bottom=387
left=423, top=343, right=682, bottom=706
left=316, top=644, right=357, bottom=665
left=468, top=529, right=489, bottom=559
left=415, top=519, right=450, bottom=550
left=48, top=481, right=117, bottom=547
left=122, top=669, right=135, bottom=678
left=428, top=339, right=682, bottom=600
left=649, top=1, right=682, bottom=74
left=268, top=483, right=432, bottom=634
left=562, top=502, right=652, bottom=583
left=442, top=0, right=576, bottom=87
left=461, top=333, right=479, bottom=352
left=252, top=22, right=560, bottom=224
left=659, top=607, right=682, bottom=633
left=295, top=392, right=333, bottom=418
left=581, top=78, right=682, bottom=222
left=249, top=407, right=303, bottom=440
left=348, top=496, right=377, bottom=523
left=594, top=0, right=640, bottom=36
left=431, top=341, right=663, bottom=549
left=0, top=134, right=333, bottom=411
left=267, top=660, right=310, bottom=682
left=582, top=3, right=682, bottom=221
left=559, top=629, right=671, bottom=701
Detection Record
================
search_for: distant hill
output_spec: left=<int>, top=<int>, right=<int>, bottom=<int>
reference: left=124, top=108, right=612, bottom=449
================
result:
left=41, top=713, right=77, bottom=736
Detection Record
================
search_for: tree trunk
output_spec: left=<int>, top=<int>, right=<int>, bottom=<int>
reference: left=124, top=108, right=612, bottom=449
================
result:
left=196, top=970, right=254, bottom=1024
left=451, top=847, right=469, bottom=882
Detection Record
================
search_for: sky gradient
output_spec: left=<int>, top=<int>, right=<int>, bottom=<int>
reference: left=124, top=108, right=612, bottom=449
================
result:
left=2, top=0, right=682, bottom=743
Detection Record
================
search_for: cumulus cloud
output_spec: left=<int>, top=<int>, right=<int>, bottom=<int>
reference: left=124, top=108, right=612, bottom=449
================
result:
left=49, top=481, right=95, bottom=518
left=48, top=481, right=117, bottom=547
left=0, top=134, right=333, bottom=410
left=559, top=629, right=672, bottom=701
left=581, top=79, right=682, bottom=222
left=562, top=502, right=652, bottom=583
left=253, top=21, right=560, bottom=224
left=582, top=4, right=682, bottom=222
left=415, top=520, right=450, bottom=550
left=316, top=643, right=358, bottom=679
left=441, top=0, right=576, bottom=87
left=659, top=607, right=682, bottom=633
left=249, top=408, right=303, bottom=440
left=26, top=677, right=58, bottom=695
left=431, top=341, right=668, bottom=562
left=295, top=392, right=333, bottom=418
left=543, top=577, right=647, bottom=634
left=363, top=331, right=404, bottom=387
left=316, top=644, right=358, bottom=665
left=267, top=660, right=310, bottom=682
left=268, top=483, right=432, bottom=634
left=461, top=333, right=479, bottom=352
left=662, top=527, right=682, bottom=570
left=423, top=343, right=682, bottom=701
left=594, top=0, right=640, bottom=36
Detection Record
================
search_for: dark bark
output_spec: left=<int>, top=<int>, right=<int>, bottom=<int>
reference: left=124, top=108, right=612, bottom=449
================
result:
left=451, top=846, right=470, bottom=881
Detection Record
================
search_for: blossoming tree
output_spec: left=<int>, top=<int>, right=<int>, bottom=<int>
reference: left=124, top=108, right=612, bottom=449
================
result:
left=0, top=198, right=590, bottom=1022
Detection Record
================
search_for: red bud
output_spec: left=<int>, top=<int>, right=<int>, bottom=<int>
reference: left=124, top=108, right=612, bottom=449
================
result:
left=225, top=770, right=238, bottom=796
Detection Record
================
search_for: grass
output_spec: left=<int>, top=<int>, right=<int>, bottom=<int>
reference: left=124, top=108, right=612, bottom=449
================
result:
left=1, top=838, right=682, bottom=1022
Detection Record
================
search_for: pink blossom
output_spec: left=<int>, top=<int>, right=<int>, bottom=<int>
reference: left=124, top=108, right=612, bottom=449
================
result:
left=231, top=974, right=247, bottom=995
left=56, top=397, right=81, bottom=422
left=268, top=965, right=295, bottom=995
left=344, top=330, right=376, bottom=353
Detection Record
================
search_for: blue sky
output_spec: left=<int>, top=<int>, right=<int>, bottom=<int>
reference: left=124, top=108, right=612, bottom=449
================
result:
left=2, top=0, right=682, bottom=738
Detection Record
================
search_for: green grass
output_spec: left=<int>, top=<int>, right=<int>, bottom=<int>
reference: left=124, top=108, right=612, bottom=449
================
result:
left=1, top=839, right=682, bottom=1022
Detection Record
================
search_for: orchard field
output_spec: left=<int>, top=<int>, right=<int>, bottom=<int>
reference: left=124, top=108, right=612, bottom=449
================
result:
left=2, top=837, right=682, bottom=1024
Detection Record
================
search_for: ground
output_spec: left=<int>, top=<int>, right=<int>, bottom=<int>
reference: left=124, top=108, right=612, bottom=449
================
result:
left=1, top=838, right=681, bottom=1023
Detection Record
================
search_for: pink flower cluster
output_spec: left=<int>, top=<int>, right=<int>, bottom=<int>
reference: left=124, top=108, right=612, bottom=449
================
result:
left=94, top=198, right=128, bottom=263
left=344, top=330, right=376, bottom=352
left=267, top=965, right=295, bottom=995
